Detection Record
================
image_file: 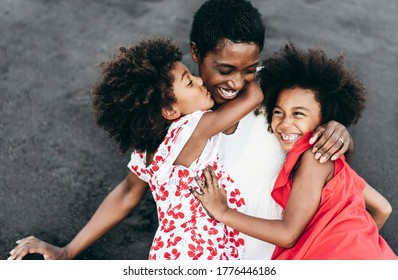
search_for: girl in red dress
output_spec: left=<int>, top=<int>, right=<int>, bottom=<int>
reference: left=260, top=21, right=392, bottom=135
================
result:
left=193, top=41, right=397, bottom=259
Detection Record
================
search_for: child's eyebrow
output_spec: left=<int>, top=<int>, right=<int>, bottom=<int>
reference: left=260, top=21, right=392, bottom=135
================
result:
left=180, top=70, right=189, bottom=82
left=274, top=105, right=310, bottom=111
left=293, top=106, right=310, bottom=111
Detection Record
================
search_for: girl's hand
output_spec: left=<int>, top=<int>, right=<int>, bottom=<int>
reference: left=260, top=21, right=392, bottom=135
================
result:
left=191, top=166, right=229, bottom=221
left=309, top=120, right=352, bottom=163
left=7, top=236, right=69, bottom=260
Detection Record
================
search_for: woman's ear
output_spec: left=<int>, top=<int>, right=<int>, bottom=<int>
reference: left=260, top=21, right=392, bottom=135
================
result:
left=190, top=41, right=200, bottom=63
left=161, top=107, right=181, bottom=121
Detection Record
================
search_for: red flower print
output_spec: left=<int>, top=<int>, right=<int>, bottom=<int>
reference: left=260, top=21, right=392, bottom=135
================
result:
left=206, top=217, right=218, bottom=226
left=203, top=225, right=219, bottom=235
left=216, top=236, right=227, bottom=248
left=161, top=218, right=176, bottom=233
left=172, top=127, right=183, bottom=144
left=191, top=231, right=205, bottom=245
left=229, top=188, right=245, bottom=207
left=131, top=165, right=141, bottom=176
left=175, top=182, right=184, bottom=197
left=226, top=175, right=235, bottom=183
left=189, top=197, right=199, bottom=211
left=229, top=229, right=244, bottom=247
left=220, top=252, right=229, bottom=260
left=167, top=235, right=182, bottom=247
left=164, top=248, right=181, bottom=260
left=151, top=236, right=164, bottom=251
left=164, top=128, right=176, bottom=145
left=148, top=253, right=156, bottom=260
left=187, top=243, right=204, bottom=260
left=158, top=208, right=165, bottom=220
left=189, top=198, right=207, bottom=217
left=206, top=239, right=218, bottom=259
left=167, top=203, right=185, bottom=219
left=178, top=169, right=193, bottom=190
left=156, top=183, right=169, bottom=201
left=181, top=217, right=198, bottom=232
left=230, top=247, right=239, bottom=259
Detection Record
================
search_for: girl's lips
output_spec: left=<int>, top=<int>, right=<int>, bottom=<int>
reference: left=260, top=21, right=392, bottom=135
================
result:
left=280, top=132, right=300, bottom=141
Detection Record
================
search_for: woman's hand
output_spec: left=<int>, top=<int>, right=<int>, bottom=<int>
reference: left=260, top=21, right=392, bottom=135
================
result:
left=7, top=236, right=69, bottom=260
left=191, top=166, right=230, bottom=221
left=309, top=121, right=353, bottom=163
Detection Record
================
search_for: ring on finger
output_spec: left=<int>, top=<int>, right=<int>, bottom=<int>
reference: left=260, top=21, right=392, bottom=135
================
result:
left=337, top=138, right=344, bottom=145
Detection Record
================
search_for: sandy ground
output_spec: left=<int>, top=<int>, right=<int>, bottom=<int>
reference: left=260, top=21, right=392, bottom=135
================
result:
left=1, top=0, right=397, bottom=260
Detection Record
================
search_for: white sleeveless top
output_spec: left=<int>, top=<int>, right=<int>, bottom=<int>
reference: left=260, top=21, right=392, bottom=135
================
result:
left=219, top=111, right=286, bottom=260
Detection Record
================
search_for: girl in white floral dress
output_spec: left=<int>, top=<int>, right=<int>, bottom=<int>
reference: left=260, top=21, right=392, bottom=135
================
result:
left=96, top=37, right=263, bottom=260
left=129, top=110, right=247, bottom=259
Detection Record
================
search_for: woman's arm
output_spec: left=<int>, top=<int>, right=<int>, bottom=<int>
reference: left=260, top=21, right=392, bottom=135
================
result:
left=310, top=121, right=354, bottom=163
left=193, top=153, right=333, bottom=248
left=363, top=183, right=392, bottom=230
left=8, top=171, right=148, bottom=260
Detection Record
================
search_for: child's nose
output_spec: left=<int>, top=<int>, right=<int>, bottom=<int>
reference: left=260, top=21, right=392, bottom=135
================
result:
left=196, top=76, right=204, bottom=87
left=281, top=116, right=292, bottom=127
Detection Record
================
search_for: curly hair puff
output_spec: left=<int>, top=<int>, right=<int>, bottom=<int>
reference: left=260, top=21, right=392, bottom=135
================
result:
left=91, top=37, right=182, bottom=153
left=258, top=41, right=367, bottom=132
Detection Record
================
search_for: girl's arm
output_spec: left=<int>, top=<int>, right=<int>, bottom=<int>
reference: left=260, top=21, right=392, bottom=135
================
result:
left=8, top=171, right=148, bottom=260
left=363, top=183, right=392, bottom=230
left=174, top=82, right=263, bottom=167
left=198, top=81, right=264, bottom=138
left=193, top=150, right=333, bottom=248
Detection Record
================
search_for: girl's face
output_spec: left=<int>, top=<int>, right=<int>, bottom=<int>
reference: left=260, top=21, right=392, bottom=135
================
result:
left=271, top=87, right=322, bottom=152
left=191, top=40, right=260, bottom=106
left=170, top=61, right=214, bottom=116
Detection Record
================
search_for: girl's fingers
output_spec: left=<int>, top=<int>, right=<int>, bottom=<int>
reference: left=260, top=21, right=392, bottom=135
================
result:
left=209, top=167, right=219, bottom=189
left=203, top=167, right=213, bottom=188
left=194, top=175, right=206, bottom=192
left=190, top=187, right=202, bottom=200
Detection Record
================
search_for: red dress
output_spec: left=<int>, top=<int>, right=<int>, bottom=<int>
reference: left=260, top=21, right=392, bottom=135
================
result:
left=271, top=132, right=397, bottom=260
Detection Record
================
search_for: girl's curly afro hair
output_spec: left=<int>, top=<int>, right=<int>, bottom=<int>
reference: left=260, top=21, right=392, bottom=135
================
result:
left=258, top=41, right=367, bottom=132
left=91, top=37, right=182, bottom=154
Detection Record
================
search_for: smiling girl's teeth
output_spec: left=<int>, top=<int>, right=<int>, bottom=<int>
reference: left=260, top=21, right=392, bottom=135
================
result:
left=220, top=88, right=239, bottom=97
left=281, top=133, right=299, bottom=141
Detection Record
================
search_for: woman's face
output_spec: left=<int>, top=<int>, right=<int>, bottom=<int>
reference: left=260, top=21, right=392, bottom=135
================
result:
left=191, top=40, right=260, bottom=105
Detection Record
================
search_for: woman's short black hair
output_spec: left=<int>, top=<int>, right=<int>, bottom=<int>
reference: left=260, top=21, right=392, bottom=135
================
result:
left=258, top=41, right=367, bottom=132
left=91, top=37, right=182, bottom=154
left=190, top=0, right=265, bottom=58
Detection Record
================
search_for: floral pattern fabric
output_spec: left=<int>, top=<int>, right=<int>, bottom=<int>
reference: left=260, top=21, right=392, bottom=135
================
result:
left=128, top=110, right=245, bottom=260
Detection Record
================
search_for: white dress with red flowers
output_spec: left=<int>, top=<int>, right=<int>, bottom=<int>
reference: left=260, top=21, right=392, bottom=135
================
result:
left=128, top=110, right=245, bottom=260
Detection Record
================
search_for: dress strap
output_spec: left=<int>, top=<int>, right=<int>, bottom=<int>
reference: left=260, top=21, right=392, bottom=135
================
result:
left=149, top=110, right=207, bottom=179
